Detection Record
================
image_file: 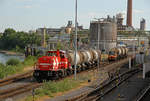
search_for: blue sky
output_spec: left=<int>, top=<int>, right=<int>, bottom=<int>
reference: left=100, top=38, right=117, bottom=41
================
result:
left=0, top=0, right=150, bottom=32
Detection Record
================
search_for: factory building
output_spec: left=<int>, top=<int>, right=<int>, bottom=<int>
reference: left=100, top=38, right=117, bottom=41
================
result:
left=116, top=13, right=124, bottom=26
left=36, top=28, right=65, bottom=35
left=36, top=21, right=84, bottom=35
left=117, top=36, right=149, bottom=48
left=116, top=13, right=126, bottom=31
left=140, top=18, right=146, bottom=31
left=90, top=16, right=117, bottom=51
left=116, top=13, right=133, bottom=31
left=117, top=0, right=134, bottom=31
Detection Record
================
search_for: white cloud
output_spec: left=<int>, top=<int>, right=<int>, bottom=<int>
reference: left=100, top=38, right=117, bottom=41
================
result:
left=15, top=0, right=33, bottom=2
left=122, top=9, right=144, bottom=14
left=24, top=5, right=33, bottom=9
left=133, top=9, right=144, bottom=14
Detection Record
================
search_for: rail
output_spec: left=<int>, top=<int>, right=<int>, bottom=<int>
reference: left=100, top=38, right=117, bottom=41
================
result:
left=0, top=83, right=42, bottom=99
left=0, top=70, right=33, bottom=87
left=136, top=86, right=150, bottom=101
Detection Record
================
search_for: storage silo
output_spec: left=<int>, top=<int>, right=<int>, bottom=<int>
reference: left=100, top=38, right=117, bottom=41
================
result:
left=90, top=16, right=117, bottom=52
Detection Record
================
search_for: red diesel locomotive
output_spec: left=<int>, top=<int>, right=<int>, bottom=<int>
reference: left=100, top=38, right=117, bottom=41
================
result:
left=33, top=50, right=72, bottom=81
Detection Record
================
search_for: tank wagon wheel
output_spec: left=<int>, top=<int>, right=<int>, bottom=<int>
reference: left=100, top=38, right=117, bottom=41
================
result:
left=95, top=62, right=98, bottom=67
left=81, top=66, right=86, bottom=71
left=95, top=62, right=98, bottom=66
left=67, top=69, right=73, bottom=76
left=77, top=67, right=82, bottom=73
left=58, top=71, right=65, bottom=78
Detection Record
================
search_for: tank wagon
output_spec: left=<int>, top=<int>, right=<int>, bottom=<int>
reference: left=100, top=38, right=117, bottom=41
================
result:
left=33, top=49, right=101, bottom=81
left=108, top=47, right=128, bottom=61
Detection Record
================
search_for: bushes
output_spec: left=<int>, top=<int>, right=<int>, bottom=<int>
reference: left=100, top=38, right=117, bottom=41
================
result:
left=34, top=78, right=80, bottom=97
left=0, top=63, right=5, bottom=78
left=0, top=60, right=23, bottom=79
left=0, top=56, right=37, bottom=79
left=6, top=58, right=21, bottom=66
left=23, top=56, right=37, bottom=66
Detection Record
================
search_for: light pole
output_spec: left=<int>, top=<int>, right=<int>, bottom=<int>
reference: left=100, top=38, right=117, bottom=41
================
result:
left=97, top=20, right=100, bottom=71
left=74, top=0, right=78, bottom=80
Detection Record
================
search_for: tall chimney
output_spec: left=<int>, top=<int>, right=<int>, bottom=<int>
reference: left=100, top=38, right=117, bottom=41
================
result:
left=127, top=0, right=132, bottom=27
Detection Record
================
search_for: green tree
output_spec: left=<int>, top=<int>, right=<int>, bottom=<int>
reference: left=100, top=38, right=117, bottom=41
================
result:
left=0, top=29, right=42, bottom=52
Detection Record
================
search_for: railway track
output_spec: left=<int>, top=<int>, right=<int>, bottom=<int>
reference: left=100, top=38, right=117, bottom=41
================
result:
left=136, top=85, right=150, bottom=101
left=0, top=62, right=109, bottom=100
left=66, top=68, right=141, bottom=101
left=0, top=82, right=42, bottom=100
left=0, top=70, right=33, bottom=87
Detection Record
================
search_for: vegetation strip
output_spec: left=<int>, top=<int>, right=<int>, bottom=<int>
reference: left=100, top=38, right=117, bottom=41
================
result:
left=0, top=71, right=32, bottom=87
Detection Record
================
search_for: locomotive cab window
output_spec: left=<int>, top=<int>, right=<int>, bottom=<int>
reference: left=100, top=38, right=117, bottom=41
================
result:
left=60, top=54, right=65, bottom=58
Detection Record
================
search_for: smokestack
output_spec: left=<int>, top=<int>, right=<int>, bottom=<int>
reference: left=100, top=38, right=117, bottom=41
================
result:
left=127, top=0, right=132, bottom=27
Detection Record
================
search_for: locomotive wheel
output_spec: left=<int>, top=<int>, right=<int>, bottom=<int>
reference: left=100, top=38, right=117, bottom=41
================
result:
left=64, top=70, right=67, bottom=77
left=36, top=78, right=42, bottom=83
left=58, top=71, right=63, bottom=78
left=54, top=72, right=59, bottom=80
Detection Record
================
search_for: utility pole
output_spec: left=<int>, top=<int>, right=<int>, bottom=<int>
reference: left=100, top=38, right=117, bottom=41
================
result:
left=74, top=0, right=78, bottom=80
left=97, top=20, right=100, bottom=71
left=103, top=26, right=106, bottom=50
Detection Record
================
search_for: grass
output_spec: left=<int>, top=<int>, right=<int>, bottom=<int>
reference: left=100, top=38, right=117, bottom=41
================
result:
left=23, top=56, right=37, bottom=66
left=37, top=78, right=82, bottom=96
left=0, top=56, right=37, bottom=79
left=24, top=73, right=93, bottom=101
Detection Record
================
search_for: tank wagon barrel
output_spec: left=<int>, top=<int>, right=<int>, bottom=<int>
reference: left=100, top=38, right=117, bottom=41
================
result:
left=67, top=49, right=101, bottom=66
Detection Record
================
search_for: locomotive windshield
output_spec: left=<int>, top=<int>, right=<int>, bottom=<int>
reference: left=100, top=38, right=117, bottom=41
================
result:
left=109, top=51, right=115, bottom=55
left=47, top=52, right=56, bottom=56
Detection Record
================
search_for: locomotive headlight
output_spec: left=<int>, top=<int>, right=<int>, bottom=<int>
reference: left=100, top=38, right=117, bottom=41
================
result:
left=34, top=63, right=39, bottom=70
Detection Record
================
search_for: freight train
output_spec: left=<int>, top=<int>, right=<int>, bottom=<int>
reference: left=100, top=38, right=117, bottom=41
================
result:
left=33, top=47, right=128, bottom=82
